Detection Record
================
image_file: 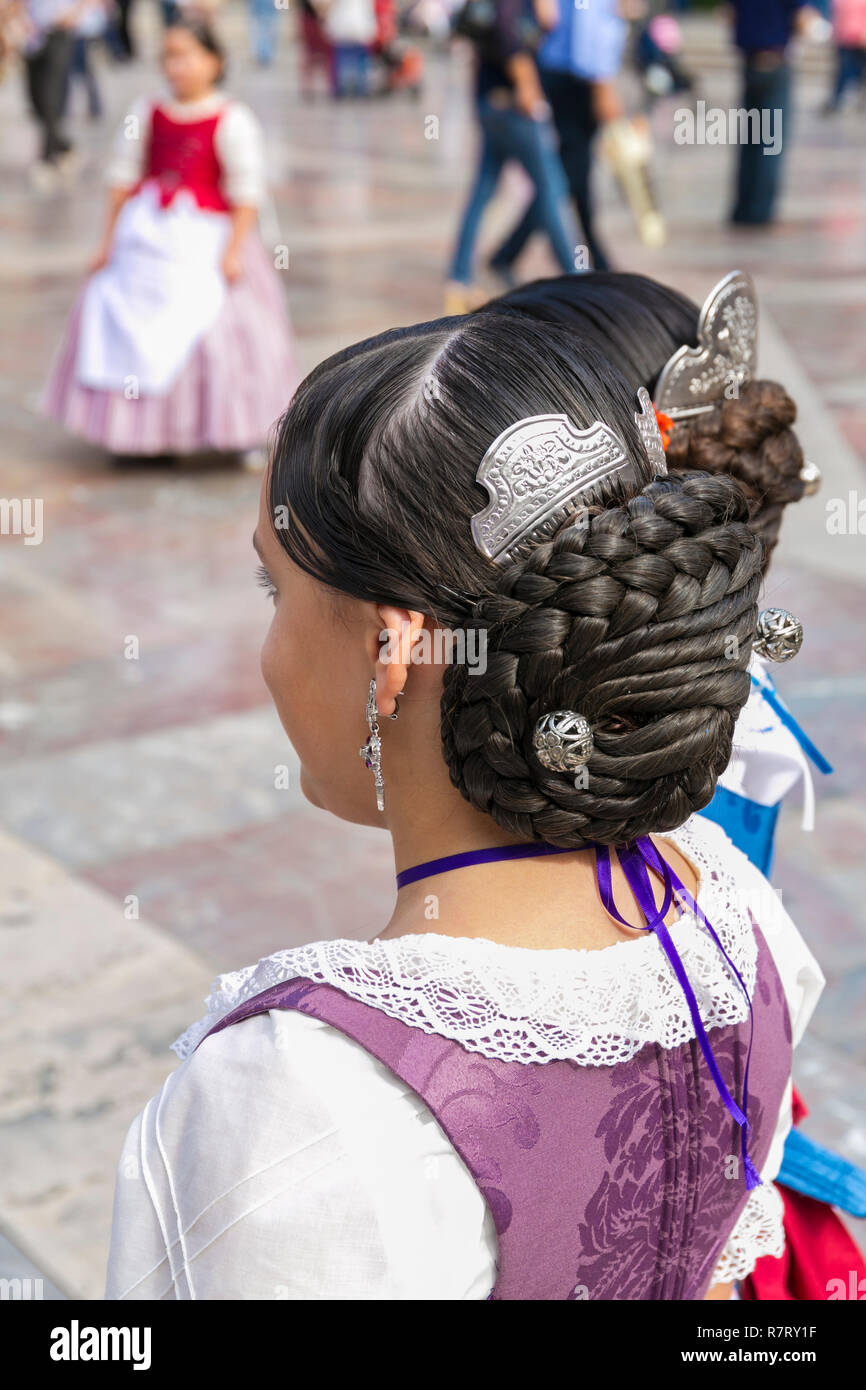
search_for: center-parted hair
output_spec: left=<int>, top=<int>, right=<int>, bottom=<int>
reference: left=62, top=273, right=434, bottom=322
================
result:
left=269, top=311, right=763, bottom=847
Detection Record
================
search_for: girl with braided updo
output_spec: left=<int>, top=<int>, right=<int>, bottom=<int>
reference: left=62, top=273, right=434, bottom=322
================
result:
left=106, top=311, right=824, bottom=1304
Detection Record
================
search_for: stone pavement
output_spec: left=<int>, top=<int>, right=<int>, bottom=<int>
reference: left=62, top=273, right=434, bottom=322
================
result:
left=0, top=8, right=863, bottom=1296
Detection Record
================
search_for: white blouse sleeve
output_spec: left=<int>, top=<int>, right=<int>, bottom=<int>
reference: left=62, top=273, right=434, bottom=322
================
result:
left=103, top=96, right=152, bottom=190
left=215, top=101, right=267, bottom=208
left=706, top=825, right=826, bottom=1286
left=105, top=1007, right=497, bottom=1300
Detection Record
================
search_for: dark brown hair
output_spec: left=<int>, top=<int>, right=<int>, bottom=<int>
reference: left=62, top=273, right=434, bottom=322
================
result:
left=269, top=312, right=763, bottom=847
left=482, top=272, right=806, bottom=567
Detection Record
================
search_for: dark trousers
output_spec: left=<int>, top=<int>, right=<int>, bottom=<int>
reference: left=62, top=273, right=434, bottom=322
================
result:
left=829, top=45, right=866, bottom=107
left=731, top=58, right=791, bottom=226
left=25, top=28, right=74, bottom=162
left=490, top=67, right=610, bottom=273
left=112, top=0, right=137, bottom=59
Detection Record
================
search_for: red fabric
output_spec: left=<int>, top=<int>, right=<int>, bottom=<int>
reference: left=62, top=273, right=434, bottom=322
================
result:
left=791, top=1084, right=809, bottom=1126
left=137, top=105, right=231, bottom=212
left=742, top=1184, right=866, bottom=1300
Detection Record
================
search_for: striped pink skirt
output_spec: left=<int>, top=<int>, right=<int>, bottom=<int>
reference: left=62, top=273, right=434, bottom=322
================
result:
left=41, top=233, right=302, bottom=456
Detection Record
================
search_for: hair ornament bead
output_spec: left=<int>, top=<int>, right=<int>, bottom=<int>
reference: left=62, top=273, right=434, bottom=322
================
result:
left=753, top=608, right=803, bottom=663
left=532, top=711, right=594, bottom=772
left=799, top=459, right=822, bottom=496
left=654, top=270, right=758, bottom=421
left=470, top=390, right=666, bottom=565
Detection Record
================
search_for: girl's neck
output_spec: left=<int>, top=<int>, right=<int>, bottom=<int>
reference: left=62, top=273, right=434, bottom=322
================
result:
left=169, top=87, right=219, bottom=106
left=375, top=824, right=700, bottom=952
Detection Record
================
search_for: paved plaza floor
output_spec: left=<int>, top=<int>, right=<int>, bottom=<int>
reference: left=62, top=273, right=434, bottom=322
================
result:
left=0, top=8, right=864, bottom=1296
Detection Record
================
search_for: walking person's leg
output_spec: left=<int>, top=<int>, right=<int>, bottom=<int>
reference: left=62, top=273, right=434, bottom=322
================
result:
left=447, top=103, right=505, bottom=288
left=42, top=30, right=75, bottom=160
left=732, top=58, right=791, bottom=224
left=731, top=59, right=764, bottom=223
left=502, top=107, right=576, bottom=274
left=547, top=70, right=610, bottom=270
left=26, top=30, right=74, bottom=164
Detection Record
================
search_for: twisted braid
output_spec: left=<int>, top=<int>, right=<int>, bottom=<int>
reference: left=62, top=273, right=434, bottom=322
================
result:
left=664, top=380, right=805, bottom=566
left=441, top=472, right=764, bottom=847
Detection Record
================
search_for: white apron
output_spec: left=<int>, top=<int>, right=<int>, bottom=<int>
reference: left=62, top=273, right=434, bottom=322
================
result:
left=75, top=180, right=231, bottom=396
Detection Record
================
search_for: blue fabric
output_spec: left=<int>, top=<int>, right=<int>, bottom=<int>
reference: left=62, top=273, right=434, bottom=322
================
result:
left=538, top=0, right=626, bottom=80
left=699, top=786, right=779, bottom=876
left=778, top=1129, right=866, bottom=1217
left=750, top=672, right=833, bottom=774
left=729, top=0, right=803, bottom=53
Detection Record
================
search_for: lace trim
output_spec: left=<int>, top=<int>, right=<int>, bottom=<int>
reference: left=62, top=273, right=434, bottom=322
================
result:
left=171, top=817, right=759, bottom=1067
left=710, top=1181, right=786, bottom=1284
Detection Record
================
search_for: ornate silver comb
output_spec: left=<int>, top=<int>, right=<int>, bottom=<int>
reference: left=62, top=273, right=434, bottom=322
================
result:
left=654, top=270, right=758, bottom=421
left=470, top=389, right=666, bottom=566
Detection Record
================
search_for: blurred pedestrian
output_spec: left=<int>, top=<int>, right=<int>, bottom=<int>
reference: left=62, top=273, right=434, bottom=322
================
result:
left=63, top=0, right=109, bottom=119
left=18, top=0, right=82, bottom=188
left=41, top=15, right=301, bottom=462
left=319, top=0, right=376, bottom=96
left=728, top=0, right=809, bottom=227
left=486, top=0, right=627, bottom=277
left=297, top=0, right=333, bottom=97
left=445, top=0, right=576, bottom=312
left=248, top=0, right=279, bottom=65
left=823, top=0, right=866, bottom=110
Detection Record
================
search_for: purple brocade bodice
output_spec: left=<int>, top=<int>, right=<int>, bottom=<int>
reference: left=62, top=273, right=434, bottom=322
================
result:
left=197, top=923, right=791, bottom=1300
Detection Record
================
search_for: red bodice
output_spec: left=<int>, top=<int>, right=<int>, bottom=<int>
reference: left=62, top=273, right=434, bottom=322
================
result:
left=139, top=104, right=231, bottom=212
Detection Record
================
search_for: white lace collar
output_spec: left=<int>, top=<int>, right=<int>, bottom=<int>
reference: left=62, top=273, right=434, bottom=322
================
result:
left=171, top=817, right=757, bottom=1067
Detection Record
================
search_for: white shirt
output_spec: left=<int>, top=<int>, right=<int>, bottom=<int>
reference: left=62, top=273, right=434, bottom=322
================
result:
left=105, top=816, right=825, bottom=1300
left=104, top=94, right=267, bottom=208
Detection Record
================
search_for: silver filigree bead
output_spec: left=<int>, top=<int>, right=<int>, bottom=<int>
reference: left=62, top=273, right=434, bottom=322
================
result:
left=532, top=711, right=594, bottom=772
left=753, top=608, right=803, bottom=663
left=799, top=459, right=822, bottom=496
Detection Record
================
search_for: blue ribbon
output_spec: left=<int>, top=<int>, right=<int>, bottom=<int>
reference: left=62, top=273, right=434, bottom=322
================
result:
left=750, top=673, right=833, bottom=775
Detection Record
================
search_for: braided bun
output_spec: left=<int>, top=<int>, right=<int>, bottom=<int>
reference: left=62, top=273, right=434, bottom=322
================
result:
left=664, top=380, right=805, bottom=565
left=441, top=471, right=764, bottom=847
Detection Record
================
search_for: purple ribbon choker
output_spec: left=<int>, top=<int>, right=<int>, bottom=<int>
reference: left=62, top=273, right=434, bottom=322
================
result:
left=396, top=836, right=761, bottom=1191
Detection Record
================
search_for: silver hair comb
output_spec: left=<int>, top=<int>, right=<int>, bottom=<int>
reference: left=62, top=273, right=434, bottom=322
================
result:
left=470, top=388, right=666, bottom=565
left=654, top=270, right=758, bottom=421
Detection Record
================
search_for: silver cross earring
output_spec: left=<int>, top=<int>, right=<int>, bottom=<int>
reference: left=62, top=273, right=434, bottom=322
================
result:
left=360, top=679, right=386, bottom=812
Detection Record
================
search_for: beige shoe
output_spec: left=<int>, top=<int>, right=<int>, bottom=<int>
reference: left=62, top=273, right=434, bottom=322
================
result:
left=443, top=282, right=488, bottom=315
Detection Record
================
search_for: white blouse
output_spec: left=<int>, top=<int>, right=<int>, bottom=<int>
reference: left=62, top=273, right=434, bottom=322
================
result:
left=105, top=816, right=825, bottom=1300
left=104, top=93, right=267, bottom=208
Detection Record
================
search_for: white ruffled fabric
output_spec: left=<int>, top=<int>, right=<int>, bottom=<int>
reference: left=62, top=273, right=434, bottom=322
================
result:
left=171, top=817, right=760, bottom=1067
left=106, top=816, right=824, bottom=1300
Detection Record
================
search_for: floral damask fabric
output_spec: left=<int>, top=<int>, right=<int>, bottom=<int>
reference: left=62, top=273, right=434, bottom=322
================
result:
left=199, top=923, right=791, bottom=1300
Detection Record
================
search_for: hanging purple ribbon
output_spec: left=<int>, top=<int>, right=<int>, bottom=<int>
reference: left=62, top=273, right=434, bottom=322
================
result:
left=396, top=833, right=761, bottom=1191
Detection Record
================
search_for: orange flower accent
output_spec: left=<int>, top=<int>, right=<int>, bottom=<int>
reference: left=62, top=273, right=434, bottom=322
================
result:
left=653, top=405, right=675, bottom=451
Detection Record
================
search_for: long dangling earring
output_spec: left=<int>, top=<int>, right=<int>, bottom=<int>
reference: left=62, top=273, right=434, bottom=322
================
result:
left=359, top=679, right=386, bottom=812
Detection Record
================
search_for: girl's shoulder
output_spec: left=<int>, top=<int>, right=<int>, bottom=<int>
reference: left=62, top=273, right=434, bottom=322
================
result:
left=170, top=816, right=799, bottom=1073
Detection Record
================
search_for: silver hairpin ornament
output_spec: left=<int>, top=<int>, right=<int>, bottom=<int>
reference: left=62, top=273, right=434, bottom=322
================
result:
left=753, top=608, right=803, bottom=663
left=799, top=459, right=822, bottom=495
left=654, top=270, right=758, bottom=421
left=533, top=711, right=594, bottom=773
left=634, top=386, right=668, bottom=475
left=470, top=391, right=665, bottom=566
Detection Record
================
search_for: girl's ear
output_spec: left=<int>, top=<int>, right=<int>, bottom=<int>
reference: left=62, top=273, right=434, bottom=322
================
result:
left=372, top=605, right=426, bottom=718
